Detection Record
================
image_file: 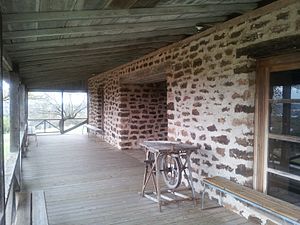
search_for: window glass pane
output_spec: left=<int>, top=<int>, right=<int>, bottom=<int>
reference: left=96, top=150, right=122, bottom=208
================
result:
left=267, top=173, right=300, bottom=206
left=270, top=69, right=300, bottom=100
left=270, top=85, right=300, bottom=100
left=269, top=103, right=283, bottom=134
left=292, top=85, right=300, bottom=99
left=271, top=86, right=283, bottom=100
left=291, top=103, right=300, bottom=136
left=269, top=103, right=300, bottom=136
left=268, top=139, right=300, bottom=176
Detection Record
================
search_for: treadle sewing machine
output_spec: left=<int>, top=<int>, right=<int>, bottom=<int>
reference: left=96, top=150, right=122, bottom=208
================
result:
left=139, top=141, right=198, bottom=211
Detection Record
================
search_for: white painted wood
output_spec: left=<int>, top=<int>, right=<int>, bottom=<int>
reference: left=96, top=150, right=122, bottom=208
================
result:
left=267, top=168, right=300, bottom=182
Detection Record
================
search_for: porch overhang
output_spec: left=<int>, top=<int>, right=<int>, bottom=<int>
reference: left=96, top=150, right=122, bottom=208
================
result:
left=0, top=0, right=264, bottom=91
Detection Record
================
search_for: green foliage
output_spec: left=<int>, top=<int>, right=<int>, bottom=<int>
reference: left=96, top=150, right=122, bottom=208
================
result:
left=3, top=116, right=10, bottom=134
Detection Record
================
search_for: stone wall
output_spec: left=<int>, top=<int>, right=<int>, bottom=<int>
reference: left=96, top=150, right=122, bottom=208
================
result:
left=88, top=1, right=300, bottom=224
left=88, top=77, right=102, bottom=128
left=118, top=82, right=168, bottom=149
left=88, top=75, right=168, bottom=149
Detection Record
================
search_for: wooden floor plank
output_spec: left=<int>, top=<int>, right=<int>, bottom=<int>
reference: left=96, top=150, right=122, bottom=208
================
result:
left=22, top=134, right=257, bottom=225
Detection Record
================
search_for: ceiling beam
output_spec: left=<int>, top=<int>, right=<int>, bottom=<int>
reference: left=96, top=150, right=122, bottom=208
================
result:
left=21, top=64, right=118, bottom=75
left=8, top=38, right=174, bottom=57
left=23, top=70, right=100, bottom=85
left=23, top=71, right=97, bottom=82
left=19, top=57, right=134, bottom=74
left=120, top=63, right=168, bottom=84
left=18, top=49, right=150, bottom=67
left=27, top=80, right=88, bottom=91
left=5, top=29, right=191, bottom=51
left=13, top=45, right=156, bottom=63
left=3, top=17, right=223, bottom=40
left=3, top=4, right=256, bottom=24
left=20, top=59, right=138, bottom=74
left=2, top=49, right=13, bottom=72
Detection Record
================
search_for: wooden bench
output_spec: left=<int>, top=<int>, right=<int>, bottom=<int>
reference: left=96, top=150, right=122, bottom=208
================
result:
left=83, top=124, right=104, bottom=137
left=201, top=176, right=300, bottom=225
left=15, top=191, right=49, bottom=225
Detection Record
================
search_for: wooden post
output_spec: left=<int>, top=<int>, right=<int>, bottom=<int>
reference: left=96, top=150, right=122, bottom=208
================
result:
left=25, top=89, right=28, bottom=124
left=0, top=11, right=6, bottom=225
left=10, top=71, right=20, bottom=152
left=60, top=91, right=64, bottom=134
left=19, top=84, right=26, bottom=130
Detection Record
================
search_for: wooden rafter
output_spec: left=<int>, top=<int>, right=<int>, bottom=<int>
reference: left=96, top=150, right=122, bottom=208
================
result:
left=5, top=30, right=191, bottom=51
left=3, top=17, right=223, bottom=40
left=0, top=0, right=260, bottom=90
left=3, top=4, right=256, bottom=24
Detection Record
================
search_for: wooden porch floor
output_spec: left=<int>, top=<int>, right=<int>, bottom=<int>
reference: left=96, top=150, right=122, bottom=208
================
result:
left=22, top=134, right=257, bottom=225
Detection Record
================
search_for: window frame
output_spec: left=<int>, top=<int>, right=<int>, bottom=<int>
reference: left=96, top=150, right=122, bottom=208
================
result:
left=254, top=53, right=300, bottom=193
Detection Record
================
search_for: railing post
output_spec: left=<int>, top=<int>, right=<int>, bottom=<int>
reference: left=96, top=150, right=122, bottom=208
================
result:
left=43, top=120, right=46, bottom=133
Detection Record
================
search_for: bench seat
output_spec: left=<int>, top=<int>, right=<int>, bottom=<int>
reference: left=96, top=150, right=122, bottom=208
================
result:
left=15, top=191, right=49, bottom=225
left=202, top=176, right=300, bottom=225
left=15, top=192, right=31, bottom=225
left=32, top=191, right=49, bottom=225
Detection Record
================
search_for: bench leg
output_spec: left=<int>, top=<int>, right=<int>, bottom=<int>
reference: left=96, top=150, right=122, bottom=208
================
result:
left=155, top=153, right=162, bottom=212
left=219, top=192, right=223, bottom=206
left=201, top=184, right=207, bottom=210
left=35, top=135, right=38, bottom=147
left=186, top=152, right=196, bottom=206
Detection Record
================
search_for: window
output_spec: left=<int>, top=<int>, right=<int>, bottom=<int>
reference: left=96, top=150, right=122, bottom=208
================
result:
left=255, top=54, right=300, bottom=206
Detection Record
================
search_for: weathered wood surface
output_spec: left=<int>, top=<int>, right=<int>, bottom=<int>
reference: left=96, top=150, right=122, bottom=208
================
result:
left=141, top=140, right=198, bottom=153
left=1, top=0, right=259, bottom=90
left=22, top=134, right=257, bottom=225
left=15, top=192, right=31, bottom=225
left=32, top=191, right=49, bottom=225
left=204, top=176, right=300, bottom=222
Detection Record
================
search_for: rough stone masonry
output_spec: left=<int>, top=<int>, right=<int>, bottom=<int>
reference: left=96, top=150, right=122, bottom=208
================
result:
left=88, top=1, right=300, bottom=224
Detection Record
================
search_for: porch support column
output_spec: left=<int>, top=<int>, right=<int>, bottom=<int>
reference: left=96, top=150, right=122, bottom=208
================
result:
left=10, top=71, right=20, bottom=153
left=25, top=89, right=28, bottom=124
left=19, top=84, right=26, bottom=130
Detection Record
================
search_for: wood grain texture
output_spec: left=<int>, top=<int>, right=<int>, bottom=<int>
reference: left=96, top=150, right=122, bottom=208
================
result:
left=1, top=0, right=259, bottom=90
left=15, top=192, right=31, bottom=225
left=21, top=134, right=257, bottom=225
left=32, top=191, right=49, bottom=225
left=204, top=176, right=300, bottom=222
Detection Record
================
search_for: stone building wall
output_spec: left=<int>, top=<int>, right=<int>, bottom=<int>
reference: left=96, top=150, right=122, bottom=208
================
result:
left=88, top=77, right=102, bottom=128
left=88, top=1, right=300, bottom=224
left=118, top=82, right=168, bottom=149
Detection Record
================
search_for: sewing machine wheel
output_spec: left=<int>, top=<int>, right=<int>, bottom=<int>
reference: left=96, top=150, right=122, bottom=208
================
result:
left=160, top=154, right=182, bottom=189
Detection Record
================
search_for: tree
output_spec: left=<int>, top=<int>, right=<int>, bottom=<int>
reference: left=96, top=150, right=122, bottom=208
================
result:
left=28, top=92, right=87, bottom=133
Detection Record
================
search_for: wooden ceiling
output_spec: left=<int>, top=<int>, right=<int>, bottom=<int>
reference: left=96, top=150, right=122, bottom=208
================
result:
left=1, top=0, right=261, bottom=91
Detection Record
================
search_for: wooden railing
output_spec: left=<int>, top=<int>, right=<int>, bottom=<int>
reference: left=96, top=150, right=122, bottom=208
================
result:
left=28, top=118, right=87, bottom=134
left=0, top=125, right=27, bottom=225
